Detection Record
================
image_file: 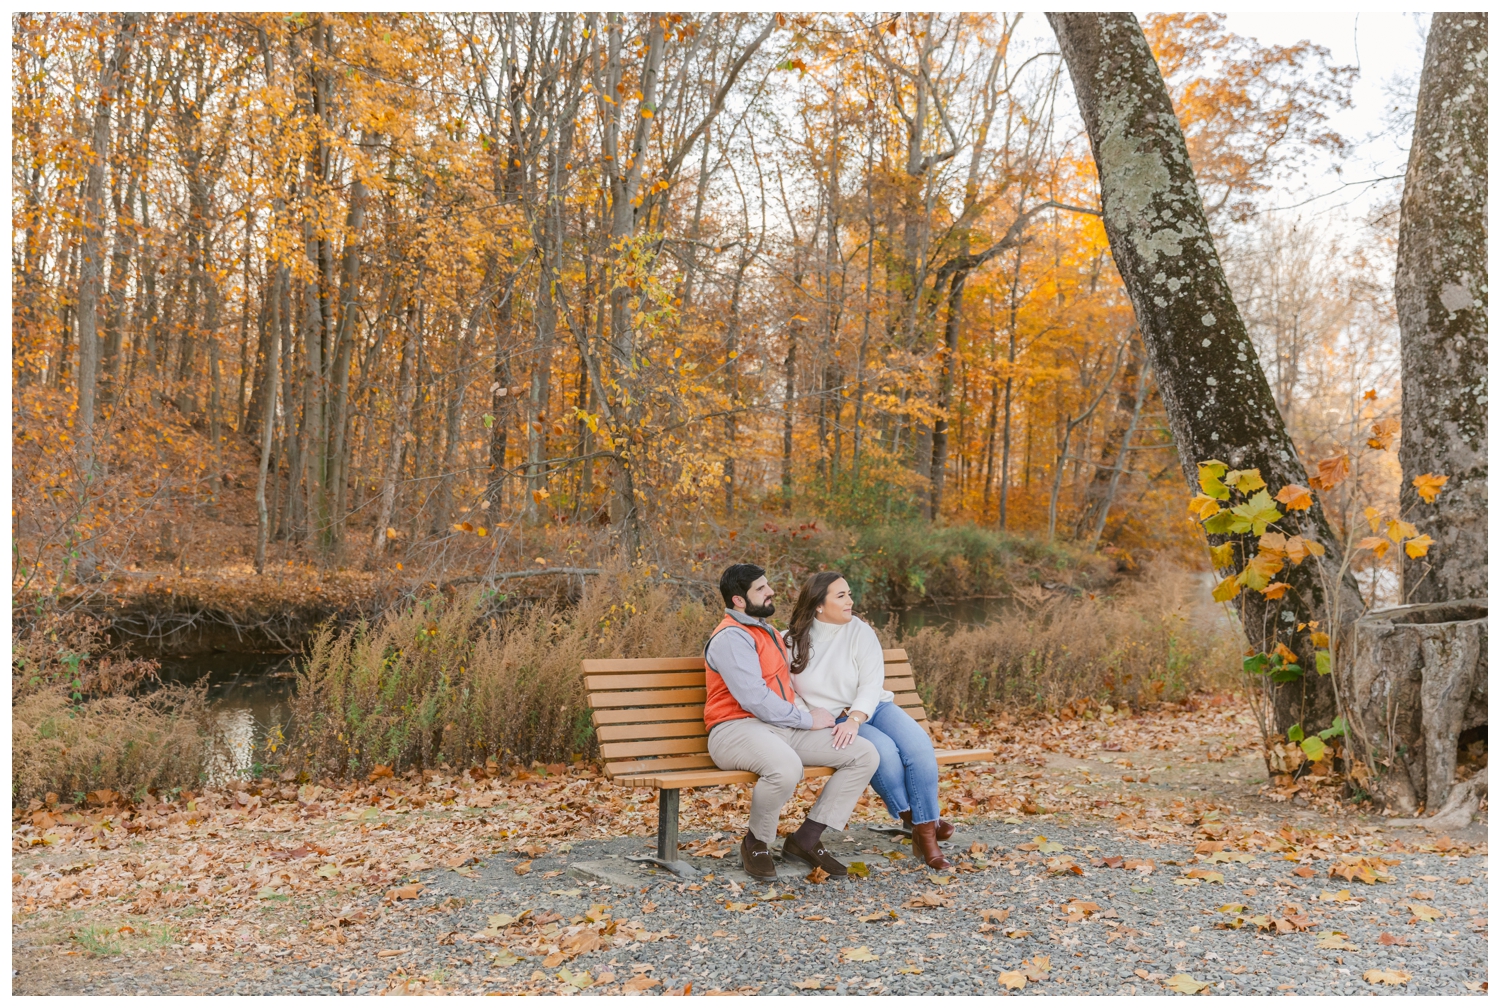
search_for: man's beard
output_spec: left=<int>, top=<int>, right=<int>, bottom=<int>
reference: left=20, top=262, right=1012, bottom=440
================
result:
left=744, top=601, right=775, bottom=619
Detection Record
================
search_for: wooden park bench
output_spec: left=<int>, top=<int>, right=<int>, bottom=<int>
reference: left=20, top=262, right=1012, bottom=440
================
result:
left=582, top=648, right=994, bottom=878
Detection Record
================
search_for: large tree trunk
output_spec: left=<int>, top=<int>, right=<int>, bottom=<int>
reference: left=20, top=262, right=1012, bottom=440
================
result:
left=1395, top=13, right=1488, bottom=605
left=1049, top=13, right=1356, bottom=733
left=1341, top=601, right=1487, bottom=815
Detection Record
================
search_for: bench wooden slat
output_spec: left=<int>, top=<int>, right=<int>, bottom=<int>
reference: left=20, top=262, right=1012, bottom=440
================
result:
left=892, top=691, right=924, bottom=708
left=881, top=663, right=914, bottom=677
left=905, top=707, right=931, bottom=724
left=605, top=753, right=718, bottom=776
left=599, top=736, right=708, bottom=760
left=592, top=704, right=703, bottom=725
left=935, top=748, right=994, bottom=765
left=584, top=671, right=705, bottom=691
left=590, top=687, right=707, bottom=708
left=582, top=657, right=708, bottom=674
left=883, top=676, right=916, bottom=693
left=881, top=649, right=909, bottom=663
left=615, top=765, right=837, bottom=789
left=596, top=721, right=709, bottom=743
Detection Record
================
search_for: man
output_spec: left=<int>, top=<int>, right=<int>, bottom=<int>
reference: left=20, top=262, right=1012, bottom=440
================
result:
left=704, top=563, right=879, bottom=881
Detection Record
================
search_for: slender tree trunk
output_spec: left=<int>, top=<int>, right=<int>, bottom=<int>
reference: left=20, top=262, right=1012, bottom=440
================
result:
left=781, top=323, right=797, bottom=514
left=372, top=300, right=419, bottom=552
left=255, top=267, right=285, bottom=573
left=928, top=271, right=968, bottom=520
left=1088, top=362, right=1151, bottom=551
left=74, top=13, right=140, bottom=483
left=1050, top=12, right=1355, bottom=733
left=1395, top=12, right=1488, bottom=604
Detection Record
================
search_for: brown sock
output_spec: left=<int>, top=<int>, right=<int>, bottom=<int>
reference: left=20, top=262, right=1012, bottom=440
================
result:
left=790, top=818, right=826, bottom=850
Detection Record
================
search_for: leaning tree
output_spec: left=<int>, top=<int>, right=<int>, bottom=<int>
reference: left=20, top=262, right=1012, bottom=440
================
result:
left=1047, top=13, right=1361, bottom=735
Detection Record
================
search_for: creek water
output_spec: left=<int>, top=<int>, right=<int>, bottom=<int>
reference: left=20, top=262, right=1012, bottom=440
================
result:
left=155, top=652, right=298, bottom=785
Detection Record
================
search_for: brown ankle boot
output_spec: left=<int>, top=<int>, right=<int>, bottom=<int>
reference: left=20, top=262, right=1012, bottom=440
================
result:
left=910, top=820, right=952, bottom=870
left=901, top=809, right=954, bottom=842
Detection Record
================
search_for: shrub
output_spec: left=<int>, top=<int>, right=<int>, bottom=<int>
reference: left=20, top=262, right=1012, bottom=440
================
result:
left=12, top=615, right=212, bottom=804
left=283, top=568, right=720, bottom=778
left=889, top=567, right=1240, bottom=717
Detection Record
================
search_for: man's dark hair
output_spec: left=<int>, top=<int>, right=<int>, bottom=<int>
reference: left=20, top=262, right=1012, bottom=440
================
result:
left=719, top=563, right=767, bottom=608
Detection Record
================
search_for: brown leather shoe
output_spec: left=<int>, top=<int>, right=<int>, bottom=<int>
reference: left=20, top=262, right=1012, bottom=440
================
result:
left=910, top=820, right=953, bottom=870
left=740, top=834, right=778, bottom=881
left=901, top=809, right=954, bottom=841
left=780, top=835, right=848, bottom=877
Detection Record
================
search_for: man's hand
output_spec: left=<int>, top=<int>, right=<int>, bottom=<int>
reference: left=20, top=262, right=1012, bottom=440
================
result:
left=809, top=707, right=836, bottom=729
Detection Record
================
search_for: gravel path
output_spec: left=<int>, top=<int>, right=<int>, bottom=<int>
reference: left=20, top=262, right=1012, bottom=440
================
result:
left=270, top=821, right=1487, bottom=996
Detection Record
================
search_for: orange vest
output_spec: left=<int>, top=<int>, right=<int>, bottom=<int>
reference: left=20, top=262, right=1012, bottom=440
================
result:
left=704, top=614, right=795, bottom=730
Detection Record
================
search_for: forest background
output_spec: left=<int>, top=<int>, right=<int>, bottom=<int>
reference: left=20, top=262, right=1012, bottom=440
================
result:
left=12, top=12, right=1407, bottom=608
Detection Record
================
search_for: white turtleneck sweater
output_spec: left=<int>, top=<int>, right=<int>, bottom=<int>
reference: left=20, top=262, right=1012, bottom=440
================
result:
left=791, top=615, right=894, bottom=719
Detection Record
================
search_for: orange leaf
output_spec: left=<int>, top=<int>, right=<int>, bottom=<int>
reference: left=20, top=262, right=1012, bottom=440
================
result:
left=1411, top=473, right=1448, bottom=503
left=1275, top=484, right=1313, bottom=510
left=1356, top=537, right=1391, bottom=559
left=1403, top=534, right=1433, bottom=558
left=1307, top=455, right=1350, bottom=492
left=1261, top=582, right=1291, bottom=599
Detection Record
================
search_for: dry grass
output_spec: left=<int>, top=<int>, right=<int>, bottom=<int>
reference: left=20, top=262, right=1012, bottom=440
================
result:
left=12, top=616, right=214, bottom=804
left=891, top=567, right=1242, bottom=718
left=284, top=568, right=721, bottom=778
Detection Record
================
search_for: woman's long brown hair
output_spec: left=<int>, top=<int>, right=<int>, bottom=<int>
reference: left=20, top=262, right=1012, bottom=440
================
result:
left=787, top=571, right=846, bottom=676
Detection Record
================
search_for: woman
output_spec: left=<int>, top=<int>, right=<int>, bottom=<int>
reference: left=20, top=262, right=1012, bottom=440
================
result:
left=786, top=571, right=954, bottom=869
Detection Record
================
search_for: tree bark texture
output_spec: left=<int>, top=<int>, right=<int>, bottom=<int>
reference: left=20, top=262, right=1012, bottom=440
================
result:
left=1340, top=601, right=1487, bottom=814
left=1049, top=12, right=1356, bottom=733
left=1395, top=13, right=1488, bottom=605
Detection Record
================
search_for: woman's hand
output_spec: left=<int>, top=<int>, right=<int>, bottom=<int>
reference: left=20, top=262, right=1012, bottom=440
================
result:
left=831, top=716, right=860, bottom=749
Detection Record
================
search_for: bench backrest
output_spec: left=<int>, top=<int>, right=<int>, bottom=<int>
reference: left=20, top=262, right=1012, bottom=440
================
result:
left=583, top=649, right=926, bottom=781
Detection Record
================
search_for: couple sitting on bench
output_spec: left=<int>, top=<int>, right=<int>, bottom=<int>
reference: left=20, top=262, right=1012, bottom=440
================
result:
left=706, top=563, right=954, bottom=881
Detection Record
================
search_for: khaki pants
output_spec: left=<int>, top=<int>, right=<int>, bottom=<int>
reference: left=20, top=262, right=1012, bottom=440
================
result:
left=707, top=718, right=879, bottom=843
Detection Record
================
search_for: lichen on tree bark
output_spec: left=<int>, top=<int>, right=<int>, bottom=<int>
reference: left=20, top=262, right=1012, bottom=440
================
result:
left=1048, top=13, right=1358, bottom=733
left=1395, top=13, right=1488, bottom=605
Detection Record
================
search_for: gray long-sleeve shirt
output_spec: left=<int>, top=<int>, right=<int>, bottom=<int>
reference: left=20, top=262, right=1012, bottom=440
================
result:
left=705, top=609, right=813, bottom=730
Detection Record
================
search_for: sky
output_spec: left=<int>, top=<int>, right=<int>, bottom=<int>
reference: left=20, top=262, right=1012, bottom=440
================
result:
left=1218, top=12, right=1429, bottom=221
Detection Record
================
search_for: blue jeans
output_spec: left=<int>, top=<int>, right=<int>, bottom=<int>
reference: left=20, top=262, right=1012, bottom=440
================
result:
left=837, top=701, right=940, bottom=824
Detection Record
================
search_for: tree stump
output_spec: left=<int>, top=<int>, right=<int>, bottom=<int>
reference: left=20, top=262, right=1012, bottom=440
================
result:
left=1341, top=600, right=1486, bottom=814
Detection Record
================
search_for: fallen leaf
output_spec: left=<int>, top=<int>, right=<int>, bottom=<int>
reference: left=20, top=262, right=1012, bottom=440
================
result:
left=927, top=874, right=952, bottom=885
left=557, top=966, right=593, bottom=989
left=1376, top=932, right=1410, bottom=947
left=841, top=945, right=879, bottom=962
left=724, top=902, right=755, bottom=912
left=1023, top=955, right=1051, bottom=981
left=1363, top=968, right=1411, bottom=987
left=641, top=900, right=657, bottom=914
left=793, top=978, right=824, bottom=990
left=806, top=866, right=830, bottom=884
left=846, top=862, right=869, bottom=878
left=377, top=948, right=410, bottom=958
left=622, top=975, right=659, bottom=993
left=1034, top=836, right=1064, bottom=853
left=857, top=910, right=893, bottom=923
left=1315, top=931, right=1358, bottom=950
left=1406, top=903, right=1443, bottom=922
left=513, top=860, right=533, bottom=876
left=1166, top=973, right=1210, bottom=994
left=978, top=908, right=1011, bottom=923
left=387, top=884, right=424, bottom=900
left=997, top=970, right=1027, bottom=990
left=1292, top=866, right=1316, bottom=878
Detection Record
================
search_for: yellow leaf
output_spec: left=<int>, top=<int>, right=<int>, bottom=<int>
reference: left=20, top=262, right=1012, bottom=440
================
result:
left=1257, top=532, right=1288, bottom=555
left=841, top=946, right=879, bottom=962
left=1261, top=582, right=1291, bottom=600
left=1356, top=537, right=1391, bottom=559
left=1309, top=632, right=1330, bottom=648
left=1209, top=543, right=1234, bottom=569
left=1224, top=468, right=1265, bottom=493
left=1034, top=836, right=1064, bottom=853
left=1411, top=472, right=1448, bottom=502
left=1363, top=968, right=1411, bottom=987
left=1023, top=955, right=1051, bottom=981
left=1197, top=460, right=1230, bottom=499
left=1211, top=575, right=1241, bottom=603
left=1188, top=493, right=1222, bottom=519
left=1166, top=973, right=1210, bottom=994
left=1237, top=551, right=1283, bottom=591
left=724, top=901, right=755, bottom=912
left=1316, top=930, right=1358, bottom=949
left=1228, top=490, right=1282, bottom=535
left=1406, top=902, right=1442, bottom=921
left=1404, top=534, right=1434, bottom=558
left=997, top=970, right=1027, bottom=990
left=793, top=978, right=824, bottom=989
left=1275, top=483, right=1313, bottom=510
left=1363, top=506, right=1382, bottom=533
left=1385, top=519, right=1417, bottom=544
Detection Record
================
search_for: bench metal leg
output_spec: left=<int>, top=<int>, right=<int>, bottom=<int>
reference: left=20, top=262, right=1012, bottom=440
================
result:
left=625, top=788, right=700, bottom=878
